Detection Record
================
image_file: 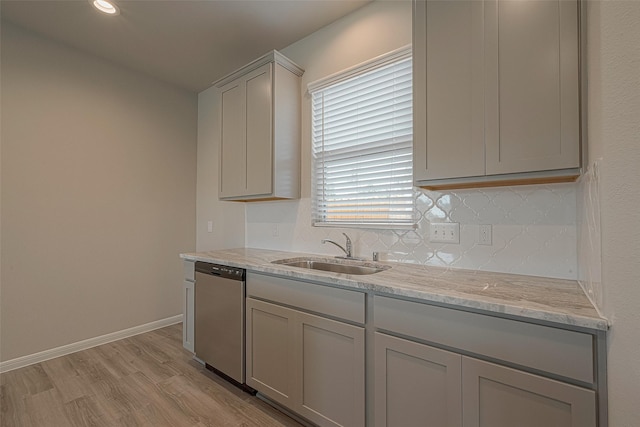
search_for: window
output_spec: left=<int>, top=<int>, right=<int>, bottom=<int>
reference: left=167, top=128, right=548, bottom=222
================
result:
left=310, top=48, right=415, bottom=228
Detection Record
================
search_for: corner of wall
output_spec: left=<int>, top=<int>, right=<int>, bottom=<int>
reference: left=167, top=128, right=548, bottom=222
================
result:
left=195, top=85, right=246, bottom=251
left=576, top=160, right=604, bottom=315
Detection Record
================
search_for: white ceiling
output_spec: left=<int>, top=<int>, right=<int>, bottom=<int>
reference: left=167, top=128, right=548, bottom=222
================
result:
left=1, top=0, right=371, bottom=92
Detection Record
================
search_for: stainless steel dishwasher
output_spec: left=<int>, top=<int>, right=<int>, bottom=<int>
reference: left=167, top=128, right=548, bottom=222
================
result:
left=194, top=261, right=253, bottom=392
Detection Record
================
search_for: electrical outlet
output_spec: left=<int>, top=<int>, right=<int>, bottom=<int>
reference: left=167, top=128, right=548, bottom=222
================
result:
left=207, top=221, right=214, bottom=233
left=429, top=222, right=460, bottom=244
left=479, top=224, right=492, bottom=245
left=271, top=224, right=279, bottom=237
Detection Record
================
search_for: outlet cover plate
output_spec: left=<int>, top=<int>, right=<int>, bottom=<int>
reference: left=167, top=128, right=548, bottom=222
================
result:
left=479, top=224, right=492, bottom=245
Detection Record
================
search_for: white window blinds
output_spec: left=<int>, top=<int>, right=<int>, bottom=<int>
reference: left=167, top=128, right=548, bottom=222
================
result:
left=311, top=51, right=415, bottom=228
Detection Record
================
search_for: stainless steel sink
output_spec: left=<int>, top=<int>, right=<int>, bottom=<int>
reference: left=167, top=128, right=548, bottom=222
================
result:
left=272, top=257, right=390, bottom=275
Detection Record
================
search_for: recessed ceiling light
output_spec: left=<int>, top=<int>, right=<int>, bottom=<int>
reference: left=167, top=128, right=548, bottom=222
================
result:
left=90, top=0, right=120, bottom=16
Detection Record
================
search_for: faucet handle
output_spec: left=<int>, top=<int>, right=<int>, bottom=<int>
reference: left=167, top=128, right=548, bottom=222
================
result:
left=342, top=233, right=352, bottom=257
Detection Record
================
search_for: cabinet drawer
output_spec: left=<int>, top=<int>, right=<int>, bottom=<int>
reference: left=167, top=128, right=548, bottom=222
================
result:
left=247, top=272, right=365, bottom=324
left=374, top=296, right=593, bottom=384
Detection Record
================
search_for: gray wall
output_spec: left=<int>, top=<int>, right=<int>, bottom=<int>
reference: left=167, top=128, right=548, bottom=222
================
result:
left=0, top=22, right=197, bottom=362
left=195, top=85, right=246, bottom=252
left=195, top=1, right=411, bottom=254
left=586, top=2, right=640, bottom=425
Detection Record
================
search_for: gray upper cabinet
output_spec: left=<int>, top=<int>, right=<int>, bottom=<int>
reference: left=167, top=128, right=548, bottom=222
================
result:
left=413, top=0, right=485, bottom=183
left=413, top=0, right=581, bottom=190
left=216, top=51, right=303, bottom=201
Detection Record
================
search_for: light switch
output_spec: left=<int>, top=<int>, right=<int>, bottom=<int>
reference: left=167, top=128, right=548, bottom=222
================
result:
left=429, top=222, right=460, bottom=244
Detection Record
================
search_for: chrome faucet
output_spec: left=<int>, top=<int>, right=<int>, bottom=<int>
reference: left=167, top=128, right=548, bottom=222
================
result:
left=321, top=233, right=353, bottom=259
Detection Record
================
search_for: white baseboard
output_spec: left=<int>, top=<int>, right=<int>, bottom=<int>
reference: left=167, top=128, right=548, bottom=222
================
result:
left=0, top=314, right=183, bottom=374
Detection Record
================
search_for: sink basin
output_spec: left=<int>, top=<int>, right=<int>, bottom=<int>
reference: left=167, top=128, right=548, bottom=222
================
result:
left=272, top=257, right=390, bottom=275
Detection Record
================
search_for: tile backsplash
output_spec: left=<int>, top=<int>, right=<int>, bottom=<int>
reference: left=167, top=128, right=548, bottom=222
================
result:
left=577, top=161, right=603, bottom=313
left=246, top=183, right=578, bottom=280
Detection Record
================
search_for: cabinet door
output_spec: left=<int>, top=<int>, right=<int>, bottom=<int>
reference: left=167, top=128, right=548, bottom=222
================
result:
left=245, top=63, right=273, bottom=197
left=375, top=333, right=462, bottom=427
left=296, top=312, right=365, bottom=427
left=219, top=80, right=246, bottom=198
left=182, top=280, right=194, bottom=353
left=462, top=357, right=596, bottom=427
left=484, top=0, right=580, bottom=174
left=245, top=298, right=296, bottom=408
left=413, top=0, right=485, bottom=181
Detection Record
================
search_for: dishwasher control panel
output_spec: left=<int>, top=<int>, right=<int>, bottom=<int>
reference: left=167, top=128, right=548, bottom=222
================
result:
left=195, top=261, right=245, bottom=281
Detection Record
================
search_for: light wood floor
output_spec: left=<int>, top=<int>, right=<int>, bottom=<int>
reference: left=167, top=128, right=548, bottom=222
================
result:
left=0, top=323, right=303, bottom=427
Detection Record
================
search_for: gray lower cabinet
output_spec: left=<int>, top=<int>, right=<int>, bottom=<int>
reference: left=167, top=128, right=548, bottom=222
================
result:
left=297, top=310, right=365, bottom=427
left=375, top=332, right=462, bottom=427
left=246, top=286, right=365, bottom=427
left=242, top=273, right=601, bottom=427
left=462, top=357, right=596, bottom=427
left=374, top=295, right=600, bottom=427
left=246, top=298, right=296, bottom=408
left=375, top=332, right=596, bottom=427
left=182, top=260, right=195, bottom=353
left=182, top=280, right=195, bottom=352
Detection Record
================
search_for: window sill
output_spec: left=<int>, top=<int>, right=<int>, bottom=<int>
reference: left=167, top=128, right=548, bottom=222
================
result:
left=312, top=222, right=418, bottom=231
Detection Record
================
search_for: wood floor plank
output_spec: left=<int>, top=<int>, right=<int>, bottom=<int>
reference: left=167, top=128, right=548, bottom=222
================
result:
left=150, top=324, right=182, bottom=343
left=40, top=355, right=79, bottom=382
left=0, top=324, right=303, bottom=427
left=65, top=351, right=100, bottom=378
left=116, top=402, right=178, bottom=427
left=90, top=381, right=142, bottom=419
left=83, top=344, right=139, bottom=380
left=0, top=383, right=29, bottom=427
left=1, top=364, right=53, bottom=397
left=23, top=388, right=71, bottom=427
left=117, top=370, right=203, bottom=426
left=49, top=371, right=95, bottom=404
left=116, top=341, right=182, bottom=384
left=63, top=395, right=115, bottom=427
left=160, top=374, right=298, bottom=427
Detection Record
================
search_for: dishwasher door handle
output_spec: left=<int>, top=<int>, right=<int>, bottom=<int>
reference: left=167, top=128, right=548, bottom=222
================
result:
left=197, top=267, right=222, bottom=276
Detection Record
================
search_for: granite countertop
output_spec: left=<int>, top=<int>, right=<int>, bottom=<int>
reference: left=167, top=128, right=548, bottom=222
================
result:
left=181, top=248, right=607, bottom=331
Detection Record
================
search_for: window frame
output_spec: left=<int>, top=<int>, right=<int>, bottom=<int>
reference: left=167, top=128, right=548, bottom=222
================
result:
left=308, top=46, right=416, bottom=230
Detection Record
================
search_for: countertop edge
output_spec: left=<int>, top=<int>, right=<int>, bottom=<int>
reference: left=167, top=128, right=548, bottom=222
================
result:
left=180, top=251, right=608, bottom=332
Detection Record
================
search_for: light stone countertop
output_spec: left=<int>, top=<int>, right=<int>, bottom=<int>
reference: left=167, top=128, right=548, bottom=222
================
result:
left=181, top=248, right=608, bottom=331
